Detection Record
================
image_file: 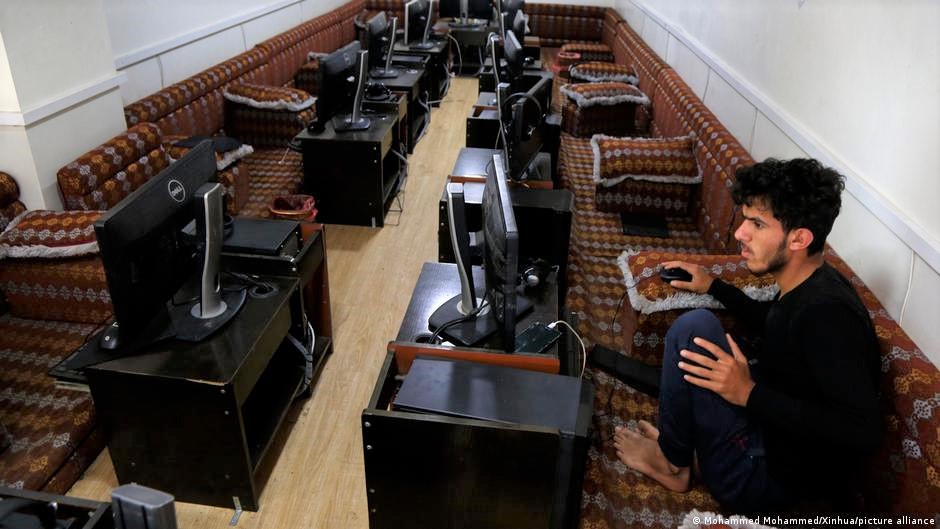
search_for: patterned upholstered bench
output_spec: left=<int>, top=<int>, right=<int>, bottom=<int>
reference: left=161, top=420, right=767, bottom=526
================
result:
left=544, top=5, right=939, bottom=528
left=0, top=172, right=110, bottom=493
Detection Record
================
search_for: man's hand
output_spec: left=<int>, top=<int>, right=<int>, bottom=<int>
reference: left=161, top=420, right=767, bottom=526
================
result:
left=662, top=261, right=714, bottom=293
left=677, top=334, right=755, bottom=406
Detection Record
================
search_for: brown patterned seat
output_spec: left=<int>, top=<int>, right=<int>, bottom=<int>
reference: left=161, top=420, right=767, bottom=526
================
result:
left=0, top=173, right=111, bottom=493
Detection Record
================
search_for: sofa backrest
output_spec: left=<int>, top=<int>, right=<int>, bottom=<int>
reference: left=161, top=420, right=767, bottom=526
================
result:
left=258, top=0, right=365, bottom=88
left=824, top=250, right=940, bottom=514
left=527, top=3, right=606, bottom=47
left=56, top=123, right=170, bottom=211
left=0, top=172, right=26, bottom=232
left=124, top=48, right=270, bottom=138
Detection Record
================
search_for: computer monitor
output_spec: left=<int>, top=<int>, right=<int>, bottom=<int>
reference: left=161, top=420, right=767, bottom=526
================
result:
left=511, top=8, right=526, bottom=38
left=405, top=0, right=434, bottom=49
left=367, top=12, right=400, bottom=79
left=503, top=30, right=524, bottom=88
left=427, top=154, right=532, bottom=350
left=502, top=0, right=524, bottom=21
left=482, top=153, right=531, bottom=348
left=332, top=50, right=371, bottom=131
left=317, top=40, right=361, bottom=125
left=94, top=142, right=246, bottom=351
left=440, top=0, right=491, bottom=20
left=496, top=80, right=546, bottom=180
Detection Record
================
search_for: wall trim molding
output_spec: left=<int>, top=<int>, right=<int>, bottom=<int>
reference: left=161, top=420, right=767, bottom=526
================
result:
left=626, top=0, right=940, bottom=275
left=0, top=72, right=127, bottom=127
left=113, top=0, right=300, bottom=70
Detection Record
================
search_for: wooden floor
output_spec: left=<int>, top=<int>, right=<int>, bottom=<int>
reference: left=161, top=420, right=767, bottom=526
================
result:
left=67, top=77, right=480, bottom=528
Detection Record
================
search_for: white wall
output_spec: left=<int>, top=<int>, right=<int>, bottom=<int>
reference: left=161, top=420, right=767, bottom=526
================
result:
left=0, top=0, right=127, bottom=210
left=106, top=0, right=351, bottom=105
left=615, top=0, right=940, bottom=364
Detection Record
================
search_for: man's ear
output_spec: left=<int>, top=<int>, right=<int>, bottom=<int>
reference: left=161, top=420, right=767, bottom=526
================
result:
left=788, top=228, right=814, bottom=252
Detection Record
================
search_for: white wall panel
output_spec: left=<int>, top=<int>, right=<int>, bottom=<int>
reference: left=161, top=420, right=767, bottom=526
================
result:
left=0, top=127, right=38, bottom=204
left=118, top=58, right=162, bottom=106
left=664, top=35, right=708, bottom=99
left=159, top=27, right=246, bottom=87
left=615, top=0, right=645, bottom=33
left=702, top=71, right=755, bottom=151
left=639, top=17, right=669, bottom=59
left=300, top=0, right=348, bottom=21
left=0, top=35, right=18, bottom=112
left=24, top=89, right=127, bottom=209
left=828, top=193, right=912, bottom=321
left=0, top=1, right=116, bottom=111
left=243, top=4, right=305, bottom=49
left=902, top=256, right=940, bottom=365
left=749, top=113, right=806, bottom=163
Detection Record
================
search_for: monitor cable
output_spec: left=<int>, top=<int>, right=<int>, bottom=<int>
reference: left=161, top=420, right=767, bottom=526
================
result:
left=427, top=298, right=490, bottom=345
left=445, top=33, right=463, bottom=77
left=547, top=319, right=587, bottom=378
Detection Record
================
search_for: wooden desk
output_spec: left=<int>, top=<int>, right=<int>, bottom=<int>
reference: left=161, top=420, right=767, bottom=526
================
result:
left=85, top=276, right=301, bottom=511
left=372, top=67, right=428, bottom=153
left=392, top=39, right=450, bottom=104
left=361, top=342, right=593, bottom=529
left=296, top=113, right=404, bottom=227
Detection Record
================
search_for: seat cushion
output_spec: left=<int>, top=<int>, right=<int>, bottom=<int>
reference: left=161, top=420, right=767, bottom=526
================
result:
left=0, top=210, right=102, bottom=260
left=0, top=315, right=103, bottom=491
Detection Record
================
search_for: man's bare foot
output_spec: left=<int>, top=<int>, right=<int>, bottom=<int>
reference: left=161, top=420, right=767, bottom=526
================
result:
left=637, top=420, right=659, bottom=441
left=613, top=426, right=690, bottom=492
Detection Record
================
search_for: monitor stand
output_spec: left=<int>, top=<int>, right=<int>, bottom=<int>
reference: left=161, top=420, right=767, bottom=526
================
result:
left=332, top=114, right=372, bottom=131
left=171, top=182, right=247, bottom=342
left=428, top=295, right=533, bottom=346
left=410, top=40, right=435, bottom=50
left=370, top=66, right=401, bottom=79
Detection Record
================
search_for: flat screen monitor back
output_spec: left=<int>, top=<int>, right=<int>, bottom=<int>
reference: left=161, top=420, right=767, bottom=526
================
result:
left=94, top=141, right=217, bottom=349
left=317, top=41, right=362, bottom=124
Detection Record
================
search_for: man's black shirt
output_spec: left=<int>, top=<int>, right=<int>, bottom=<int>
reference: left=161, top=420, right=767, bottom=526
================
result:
left=707, top=262, right=883, bottom=499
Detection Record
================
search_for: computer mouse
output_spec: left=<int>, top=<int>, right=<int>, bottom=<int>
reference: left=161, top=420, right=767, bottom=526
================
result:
left=660, top=267, right=693, bottom=283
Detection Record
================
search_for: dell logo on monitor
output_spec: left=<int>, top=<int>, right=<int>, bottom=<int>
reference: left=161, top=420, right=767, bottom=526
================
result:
left=167, top=180, right=186, bottom=203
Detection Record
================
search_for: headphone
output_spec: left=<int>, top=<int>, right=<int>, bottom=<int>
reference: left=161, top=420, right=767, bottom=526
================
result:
left=520, top=258, right=554, bottom=289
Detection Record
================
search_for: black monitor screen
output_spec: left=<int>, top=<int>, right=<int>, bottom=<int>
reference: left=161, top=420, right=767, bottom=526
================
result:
left=317, top=41, right=362, bottom=123
left=468, top=0, right=492, bottom=18
left=502, top=0, right=524, bottom=19
left=94, top=142, right=217, bottom=345
left=482, top=154, right=519, bottom=348
left=512, top=9, right=526, bottom=37
left=441, top=0, right=490, bottom=18
left=405, top=0, right=430, bottom=43
left=366, top=12, right=390, bottom=70
left=439, top=0, right=459, bottom=18
left=503, top=30, right=524, bottom=86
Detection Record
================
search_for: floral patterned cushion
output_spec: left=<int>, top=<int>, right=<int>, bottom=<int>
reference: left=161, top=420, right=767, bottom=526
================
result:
left=591, top=134, right=701, bottom=187
left=164, top=136, right=255, bottom=171
left=223, top=82, right=315, bottom=111
left=618, top=251, right=778, bottom=315
left=560, top=81, right=649, bottom=109
left=0, top=210, right=102, bottom=260
left=0, top=171, right=26, bottom=232
left=570, top=61, right=638, bottom=85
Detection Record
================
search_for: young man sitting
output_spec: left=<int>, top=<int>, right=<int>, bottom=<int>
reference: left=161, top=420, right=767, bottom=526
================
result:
left=613, top=158, right=883, bottom=513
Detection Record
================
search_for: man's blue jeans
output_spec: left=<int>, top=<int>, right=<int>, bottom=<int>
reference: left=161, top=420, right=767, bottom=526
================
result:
left=657, top=309, right=790, bottom=513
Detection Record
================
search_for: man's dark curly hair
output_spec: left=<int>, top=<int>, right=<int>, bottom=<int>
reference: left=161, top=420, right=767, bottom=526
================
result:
left=732, top=158, right=845, bottom=255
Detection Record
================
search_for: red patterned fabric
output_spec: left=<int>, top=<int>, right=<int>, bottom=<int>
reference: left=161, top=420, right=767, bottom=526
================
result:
left=560, top=83, right=648, bottom=138
left=527, top=4, right=606, bottom=46
left=559, top=42, right=614, bottom=63
left=591, top=135, right=699, bottom=187
left=570, top=61, right=638, bottom=85
left=0, top=210, right=102, bottom=260
left=56, top=124, right=170, bottom=211
left=0, top=172, right=26, bottom=233
left=294, top=60, right=322, bottom=96
left=237, top=149, right=305, bottom=218
left=0, top=315, right=104, bottom=491
left=226, top=106, right=316, bottom=149
left=0, top=256, right=111, bottom=324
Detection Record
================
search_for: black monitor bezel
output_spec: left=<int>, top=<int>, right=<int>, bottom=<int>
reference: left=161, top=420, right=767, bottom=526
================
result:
left=482, top=153, right=520, bottom=349
left=366, top=12, right=390, bottom=70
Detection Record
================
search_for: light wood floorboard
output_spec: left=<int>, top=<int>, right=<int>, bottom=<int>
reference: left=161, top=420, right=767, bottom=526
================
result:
left=67, top=77, right=480, bottom=529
